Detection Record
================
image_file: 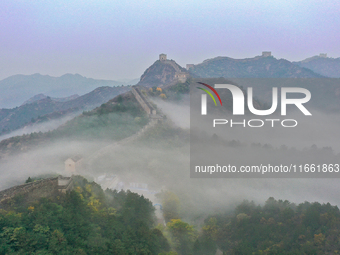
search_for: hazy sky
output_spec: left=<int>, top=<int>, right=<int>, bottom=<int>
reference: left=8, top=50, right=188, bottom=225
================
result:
left=1, top=0, right=339, bottom=80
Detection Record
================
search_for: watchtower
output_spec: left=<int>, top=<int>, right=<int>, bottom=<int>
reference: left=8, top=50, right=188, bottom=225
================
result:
left=159, top=53, right=167, bottom=61
left=65, top=155, right=83, bottom=174
left=262, top=51, right=272, bottom=57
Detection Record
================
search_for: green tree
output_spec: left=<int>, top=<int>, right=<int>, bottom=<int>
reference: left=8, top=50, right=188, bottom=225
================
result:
left=167, top=219, right=197, bottom=255
left=25, top=177, right=33, bottom=183
left=159, top=191, right=180, bottom=222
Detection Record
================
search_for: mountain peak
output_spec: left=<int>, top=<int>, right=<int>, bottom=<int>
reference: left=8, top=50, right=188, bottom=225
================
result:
left=137, top=54, right=190, bottom=87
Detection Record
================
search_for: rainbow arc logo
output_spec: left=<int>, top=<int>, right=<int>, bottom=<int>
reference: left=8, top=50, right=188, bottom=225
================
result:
left=196, top=82, right=222, bottom=115
left=196, top=82, right=222, bottom=106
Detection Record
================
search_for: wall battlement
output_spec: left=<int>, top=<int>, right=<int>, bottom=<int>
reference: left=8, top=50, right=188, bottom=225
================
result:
left=86, top=89, right=163, bottom=166
left=0, top=176, right=74, bottom=206
left=158, top=54, right=189, bottom=83
left=132, top=86, right=157, bottom=115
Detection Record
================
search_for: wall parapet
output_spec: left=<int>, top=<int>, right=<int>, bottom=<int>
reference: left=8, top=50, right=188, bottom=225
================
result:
left=58, top=176, right=74, bottom=193
left=132, top=86, right=157, bottom=115
left=0, top=176, right=74, bottom=205
left=86, top=86, right=163, bottom=167
left=0, top=177, right=58, bottom=204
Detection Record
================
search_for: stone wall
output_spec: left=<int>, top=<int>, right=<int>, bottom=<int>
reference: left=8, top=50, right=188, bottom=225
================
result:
left=87, top=118, right=159, bottom=165
left=0, top=176, right=74, bottom=207
left=164, top=59, right=181, bottom=73
left=131, top=86, right=156, bottom=115
left=58, top=176, right=74, bottom=193
left=86, top=87, right=163, bottom=168
left=163, top=60, right=189, bottom=82
left=0, top=177, right=58, bottom=206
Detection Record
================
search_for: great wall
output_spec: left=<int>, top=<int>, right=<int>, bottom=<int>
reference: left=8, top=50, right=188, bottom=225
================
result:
left=0, top=176, right=73, bottom=207
left=86, top=86, right=163, bottom=168
left=0, top=85, right=163, bottom=207
left=0, top=53, right=186, bottom=225
left=0, top=58, right=174, bottom=225
left=0, top=84, right=165, bottom=223
left=160, top=54, right=188, bottom=84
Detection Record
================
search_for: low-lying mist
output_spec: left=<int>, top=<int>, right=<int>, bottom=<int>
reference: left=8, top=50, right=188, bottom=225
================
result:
left=0, top=97, right=340, bottom=221
left=151, top=96, right=190, bottom=129
left=0, top=112, right=81, bottom=142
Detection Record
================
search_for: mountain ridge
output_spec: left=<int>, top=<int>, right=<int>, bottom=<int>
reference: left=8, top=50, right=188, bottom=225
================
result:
left=0, top=86, right=130, bottom=135
left=188, top=55, right=323, bottom=78
left=0, top=73, right=130, bottom=109
left=21, top=94, right=80, bottom=106
left=294, top=55, right=340, bottom=78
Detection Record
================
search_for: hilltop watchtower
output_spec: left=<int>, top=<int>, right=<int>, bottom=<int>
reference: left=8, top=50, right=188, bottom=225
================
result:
left=159, top=53, right=167, bottom=61
left=262, top=51, right=272, bottom=57
left=319, top=53, right=327, bottom=58
left=65, top=155, right=83, bottom=174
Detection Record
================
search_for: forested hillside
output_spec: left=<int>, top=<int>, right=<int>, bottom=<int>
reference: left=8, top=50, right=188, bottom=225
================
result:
left=0, top=176, right=170, bottom=254
left=196, top=198, right=340, bottom=254
left=0, top=91, right=148, bottom=157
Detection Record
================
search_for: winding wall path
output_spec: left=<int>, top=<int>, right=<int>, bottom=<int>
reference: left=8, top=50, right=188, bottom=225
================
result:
left=86, top=86, right=162, bottom=167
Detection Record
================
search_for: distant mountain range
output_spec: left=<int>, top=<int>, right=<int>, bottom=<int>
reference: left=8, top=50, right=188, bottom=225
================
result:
left=0, top=73, right=136, bottom=109
left=293, top=55, right=340, bottom=78
left=0, top=86, right=130, bottom=135
left=1, top=53, right=339, bottom=137
left=188, top=55, right=323, bottom=78
left=0, top=90, right=146, bottom=156
left=21, top=94, right=80, bottom=106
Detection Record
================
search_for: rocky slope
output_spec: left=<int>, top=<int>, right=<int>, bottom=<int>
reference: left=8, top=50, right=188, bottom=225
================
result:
left=137, top=59, right=189, bottom=87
